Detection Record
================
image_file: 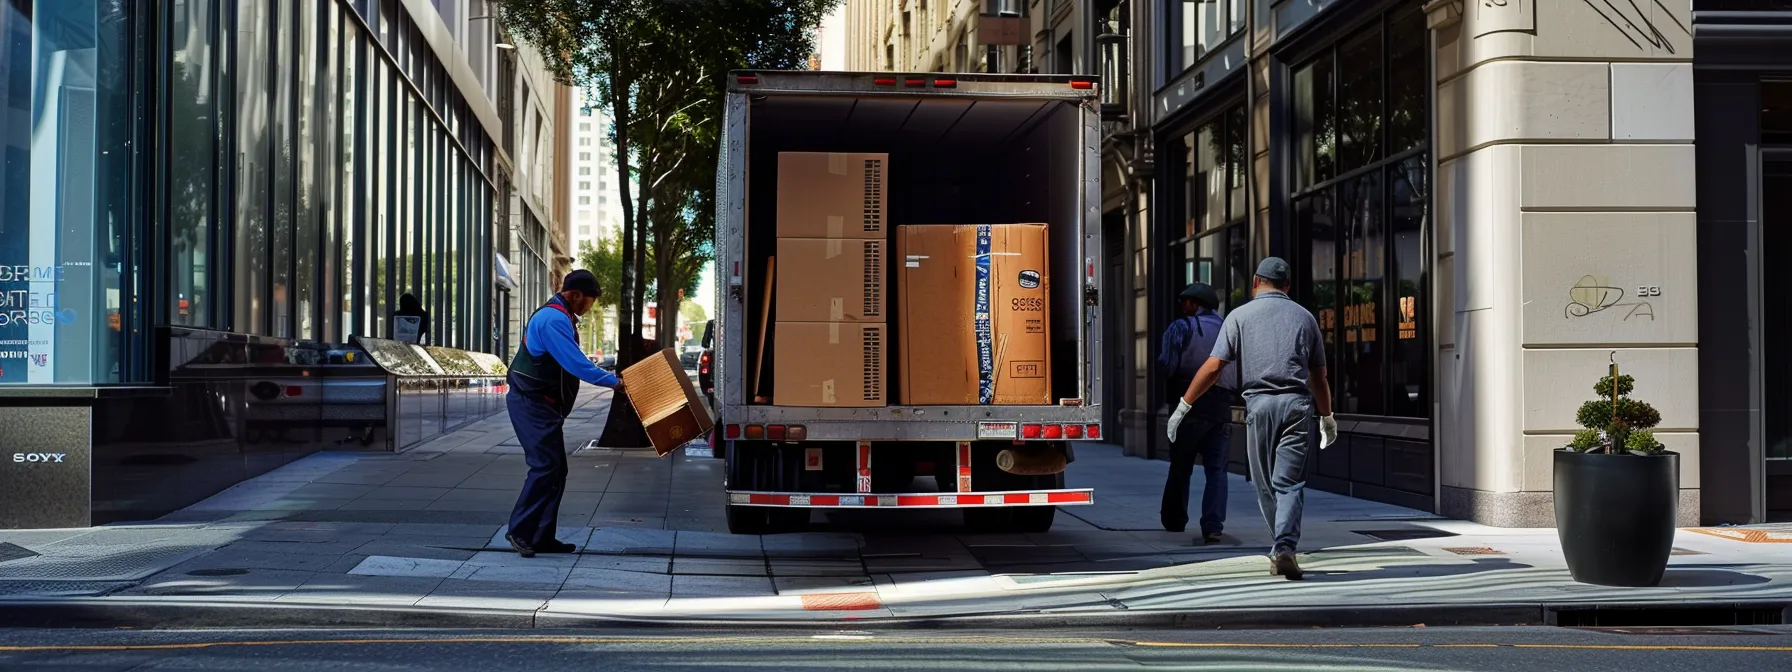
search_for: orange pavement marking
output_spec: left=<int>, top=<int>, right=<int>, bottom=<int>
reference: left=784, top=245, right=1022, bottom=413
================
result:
left=1687, top=528, right=1792, bottom=543
left=800, top=592, right=884, bottom=611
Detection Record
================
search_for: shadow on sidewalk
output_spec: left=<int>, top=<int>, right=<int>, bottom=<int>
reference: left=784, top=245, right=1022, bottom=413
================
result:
left=1299, top=557, right=1534, bottom=583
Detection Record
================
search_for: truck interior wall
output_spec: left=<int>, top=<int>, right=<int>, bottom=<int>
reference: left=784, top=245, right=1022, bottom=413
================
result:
left=744, top=95, right=1086, bottom=405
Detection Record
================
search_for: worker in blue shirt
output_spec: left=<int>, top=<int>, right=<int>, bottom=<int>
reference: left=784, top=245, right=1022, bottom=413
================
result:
left=505, top=269, right=620, bottom=558
left=1157, top=282, right=1238, bottom=543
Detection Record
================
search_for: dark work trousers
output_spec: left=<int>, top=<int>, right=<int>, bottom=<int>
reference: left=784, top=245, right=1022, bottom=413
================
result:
left=506, top=391, right=569, bottom=547
left=1243, top=392, right=1316, bottom=554
left=1160, top=416, right=1231, bottom=535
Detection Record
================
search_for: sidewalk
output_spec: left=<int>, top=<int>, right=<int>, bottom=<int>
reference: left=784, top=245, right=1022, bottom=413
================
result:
left=0, top=392, right=1787, bottom=629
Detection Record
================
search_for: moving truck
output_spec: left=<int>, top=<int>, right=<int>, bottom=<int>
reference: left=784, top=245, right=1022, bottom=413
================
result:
left=711, top=71, right=1104, bottom=534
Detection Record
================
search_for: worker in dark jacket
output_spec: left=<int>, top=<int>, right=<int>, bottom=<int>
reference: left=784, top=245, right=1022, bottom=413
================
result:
left=1157, top=282, right=1237, bottom=542
left=506, top=270, right=620, bottom=557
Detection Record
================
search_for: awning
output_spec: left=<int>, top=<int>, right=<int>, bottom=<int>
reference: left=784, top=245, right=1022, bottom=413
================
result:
left=494, top=253, right=519, bottom=291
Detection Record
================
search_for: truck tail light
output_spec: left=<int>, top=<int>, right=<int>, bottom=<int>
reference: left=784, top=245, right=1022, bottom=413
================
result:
left=1069, top=79, right=1094, bottom=90
left=787, top=425, right=807, bottom=441
left=745, top=425, right=765, bottom=440
left=1086, top=424, right=1101, bottom=440
left=905, top=78, right=925, bottom=87
left=1021, top=424, right=1043, bottom=440
left=699, top=351, right=711, bottom=375
left=736, top=74, right=759, bottom=85
left=1041, top=425, right=1063, bottom=440
left=767, top=425, right=787, bottom=441
left=1065, top=425, right=1083, bottom=439
left=873, top=77, right=897, bottom=86
left=726, top=424, right=741, bottom=439
left=933, top=79, right=957, bottom=88
left=285, top=386, right=303, bottom=398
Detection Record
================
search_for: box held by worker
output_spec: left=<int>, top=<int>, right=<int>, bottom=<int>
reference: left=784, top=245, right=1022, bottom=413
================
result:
left=776, top=152, right=887, bottom=239
left=619, top=348, right=715, bottom=456
left=775, top=238, right=885, bottom=323
left=897, top=224, right=1051, bottom=406
left=772, top=322, right=886, bottom=407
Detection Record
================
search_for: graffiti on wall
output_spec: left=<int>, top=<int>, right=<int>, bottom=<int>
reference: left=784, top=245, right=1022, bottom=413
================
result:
left=1565, top=275, right=1657, bottom=322
left=1580, top=0, right=1690, bottom=54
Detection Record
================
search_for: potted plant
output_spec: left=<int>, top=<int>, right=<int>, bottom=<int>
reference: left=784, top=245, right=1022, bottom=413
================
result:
left=1554, top=362, right=1679, bottom=587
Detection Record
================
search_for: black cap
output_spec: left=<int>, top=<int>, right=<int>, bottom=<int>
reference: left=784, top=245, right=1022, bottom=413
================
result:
left=562, top=269, right=601, bottom=296
left=1179, top=282, right=1220, bottom=309
left=1255, top=257, right=1292, bottom=283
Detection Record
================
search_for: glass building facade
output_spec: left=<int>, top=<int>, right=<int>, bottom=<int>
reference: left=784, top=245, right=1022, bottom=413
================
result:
left=0, top=0, right=511, bottom=529
left=0, top=0, right=497, bottom=388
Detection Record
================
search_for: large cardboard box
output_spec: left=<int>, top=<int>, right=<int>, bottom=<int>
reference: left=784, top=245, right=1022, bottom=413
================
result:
left=776, top=152, right=887, bottom=239
left=897, top=224, right=1051, bottom=405
left=619, top=348, right=715, bottom=456
left=775, top=238, right=885, bottom=323
left=772, top=322, right=886, bottom=407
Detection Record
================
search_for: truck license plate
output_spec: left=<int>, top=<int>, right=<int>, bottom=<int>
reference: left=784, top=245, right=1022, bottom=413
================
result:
left=977, top=422, right=1019, bottom=440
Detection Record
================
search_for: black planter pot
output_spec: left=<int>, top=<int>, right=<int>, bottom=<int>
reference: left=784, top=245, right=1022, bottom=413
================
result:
left=1554, top=449, right=1680, bottom=587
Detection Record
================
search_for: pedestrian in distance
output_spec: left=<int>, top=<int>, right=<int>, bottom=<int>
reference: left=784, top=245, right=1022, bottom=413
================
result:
left=505, top=270, right=621, bottom=558
left=1169, top=257, right=1336, bottom=580
left=1157, top=281, right=1238, bottom=544
left=392, top=292, right=430, bottom=345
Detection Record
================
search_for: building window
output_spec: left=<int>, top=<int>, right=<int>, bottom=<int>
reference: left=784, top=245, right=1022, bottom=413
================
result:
left=579, top=196, right=591, bottom=205
left=579, top=226, right=591, bottom=237
left=579, top=181, right=591, bottom=190
left=579, top=166, right=591, bottom=176
left=579, top=152, right=591, bottom=161
left=579, top=122, right=591, bottom=132
left=579, top=136, right=591, bottom=147
left=1292, top=5, right=1429, bottom=419
left=1168, top=0, right=1245, bottom=75
left=1170, top=104, right=1249, bottom=315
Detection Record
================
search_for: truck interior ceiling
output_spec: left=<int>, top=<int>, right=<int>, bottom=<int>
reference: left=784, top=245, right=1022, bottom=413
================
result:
left=746, top=93, right=1085, bottom=405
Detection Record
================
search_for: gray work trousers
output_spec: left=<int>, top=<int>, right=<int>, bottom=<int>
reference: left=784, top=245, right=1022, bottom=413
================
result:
left=1243, top=392, right=1316, bottom=554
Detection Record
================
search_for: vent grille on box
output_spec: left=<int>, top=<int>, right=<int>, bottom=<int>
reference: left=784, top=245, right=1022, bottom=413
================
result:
left=863, top=241, right=883, bottom=317
left=861, top=159, right=883, bottom=233
left=861, top=328, right=882, bottom=401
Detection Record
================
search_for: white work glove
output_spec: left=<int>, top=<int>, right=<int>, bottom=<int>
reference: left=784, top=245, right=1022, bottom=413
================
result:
left=1319, top=414, right=1339, bottom=449
left=1167, top=399, right=1192, bottom=442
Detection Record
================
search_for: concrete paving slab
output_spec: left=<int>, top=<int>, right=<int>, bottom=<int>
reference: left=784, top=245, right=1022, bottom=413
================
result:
left=585, top=528, right=676, bottom=555
left=672, top=575, right=776, bottom=598
left=671, top=558, right=768, bottom=577
left=273, top=574, right=443, bottom=606
left=770, top=559, right=868, bottom=577
left=463, top=564, right=571, bottom=585
left=347, top=556, right=464, bottom=579
left=773, top=576, right=876, bottom=595
left=572, top=554, right=672, bottom=573
left=561, top=568, right=673, bottom=596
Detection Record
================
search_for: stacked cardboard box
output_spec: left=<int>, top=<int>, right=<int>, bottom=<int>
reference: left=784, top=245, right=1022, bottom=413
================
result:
left=897, top=224, right=1052, bottom=406
left=772, top=152, right=888, bottom=408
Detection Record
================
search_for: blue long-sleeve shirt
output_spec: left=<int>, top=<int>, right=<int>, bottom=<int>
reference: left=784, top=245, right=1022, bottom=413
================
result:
left=524, top=307, right=620, bottom=388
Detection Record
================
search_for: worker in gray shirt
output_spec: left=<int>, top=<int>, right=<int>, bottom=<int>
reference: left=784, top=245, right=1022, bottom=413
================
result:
left=1169, top=257, right=1336, bottom=580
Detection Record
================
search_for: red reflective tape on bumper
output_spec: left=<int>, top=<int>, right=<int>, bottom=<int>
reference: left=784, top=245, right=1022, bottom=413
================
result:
left=811, top=495, right=840, bottom=506
left=1003, top=493, right=1031, bottom=504
left=897, top=495, right=939, bottom=506
left=749, top=494, right=787, bottom=505
left=1048, top=491, right=1092, bottom=504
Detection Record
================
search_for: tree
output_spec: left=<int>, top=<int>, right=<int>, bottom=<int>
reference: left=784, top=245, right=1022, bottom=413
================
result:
left=495, top=0, right=839, bottom=362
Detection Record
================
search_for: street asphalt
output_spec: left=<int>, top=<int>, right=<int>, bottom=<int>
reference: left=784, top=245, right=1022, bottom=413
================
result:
left=0, top=625, right=1789, bottom=671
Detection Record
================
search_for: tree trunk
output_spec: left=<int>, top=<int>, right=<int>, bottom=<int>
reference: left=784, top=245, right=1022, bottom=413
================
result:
left=607, top=61, right=639, bottom=367
left=630, top=149, right=656, bottom=366
left=655, top=216, right=678, bottom=349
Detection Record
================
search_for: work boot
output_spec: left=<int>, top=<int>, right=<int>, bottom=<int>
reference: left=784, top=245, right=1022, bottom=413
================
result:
left=1202, top=532, right=1223, bottom=545
left=1269, top=551, right=1303, bottom=581
left=506, top=533, right=536, bottom=558
left=536, top=540, right=578, bottom=554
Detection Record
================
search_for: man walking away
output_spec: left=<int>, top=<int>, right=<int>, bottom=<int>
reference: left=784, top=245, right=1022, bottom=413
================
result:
left=506, top=270, right=620, bottom=558
left=1157, top=282, right=1236, bottom=543
left=1169, top=257, right=1336, bottom=580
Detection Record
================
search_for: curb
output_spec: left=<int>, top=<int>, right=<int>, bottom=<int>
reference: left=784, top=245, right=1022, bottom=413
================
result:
left=1, top=599, right=1784, bottom=631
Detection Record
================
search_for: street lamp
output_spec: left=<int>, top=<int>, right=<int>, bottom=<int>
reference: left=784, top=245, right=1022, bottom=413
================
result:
left=467, top=15, right=515, bottom=50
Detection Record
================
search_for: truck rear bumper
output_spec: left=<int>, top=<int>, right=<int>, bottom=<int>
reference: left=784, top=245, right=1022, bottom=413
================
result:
left=727, top=488, right=1092, bottom=508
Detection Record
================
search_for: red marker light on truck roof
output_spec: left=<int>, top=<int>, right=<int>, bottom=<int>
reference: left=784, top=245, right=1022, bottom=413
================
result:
left=904, top=78, right=925, bottom=87
left=1069, top=79, right=1095, bottom=90
left=736, top=74, right=759, bottom=85
left=873, top=77, right=897, bottom=86
left=933, top=79, right=957, bottom=88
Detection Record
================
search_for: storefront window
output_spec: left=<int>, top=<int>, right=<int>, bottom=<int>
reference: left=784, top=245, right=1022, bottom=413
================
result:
left=0, top=0, right=135, bottom=384
left=1293, top=4, right=1429, bottom=418
left=1171, top=102, right=1251, bottom=315
left=171, top=0, right=217, bottom=328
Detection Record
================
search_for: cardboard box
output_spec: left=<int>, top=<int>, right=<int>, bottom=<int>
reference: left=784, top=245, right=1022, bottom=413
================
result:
left=776, top=152, right=887, bottom=239
left=772, top=322, right=885, bottom=407
left=619, top=348, right=715, bottom=456
left=775, top=238, right=885, bottom=323
left=897, top=224, right=1051, bottom=405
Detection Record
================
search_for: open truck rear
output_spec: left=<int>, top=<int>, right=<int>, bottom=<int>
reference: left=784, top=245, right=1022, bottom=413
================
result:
left=711, top=71, right=1104, bottom=534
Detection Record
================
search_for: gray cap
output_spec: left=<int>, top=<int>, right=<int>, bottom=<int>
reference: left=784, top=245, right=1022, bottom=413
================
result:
left=1255, top=257, right=1292, bottom=283
left=1178, top=282, right=1220, bottom=309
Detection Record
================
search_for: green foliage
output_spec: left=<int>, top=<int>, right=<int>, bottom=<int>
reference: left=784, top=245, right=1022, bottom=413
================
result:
left=1569, top=371, right=1664, bottom=455
left=1625, top=429, right=1663, bottom=455
left=1594, top=374, right=1636, bottom=399
left=1568, top=430, right=1603, bottom=452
